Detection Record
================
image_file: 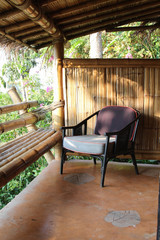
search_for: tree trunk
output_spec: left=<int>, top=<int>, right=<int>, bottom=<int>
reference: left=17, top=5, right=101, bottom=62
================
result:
left=90, top=32, right=103, bottom=58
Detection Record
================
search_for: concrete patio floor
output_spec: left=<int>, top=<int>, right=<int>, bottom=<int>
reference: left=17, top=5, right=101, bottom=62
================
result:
left=0, top=160, right=159, bottom=240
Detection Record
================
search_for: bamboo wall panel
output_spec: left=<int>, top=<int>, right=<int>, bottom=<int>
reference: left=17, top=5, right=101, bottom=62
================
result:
left=63, top=59, right=160, bottom=160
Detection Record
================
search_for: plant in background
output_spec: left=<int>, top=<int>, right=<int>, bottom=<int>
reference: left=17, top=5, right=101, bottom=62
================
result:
left=0, top=157, right=47, bottom=209
left=64, top=36, right=90, bottom=58
left=1, top=48, right=41, bottom=100
left=0, top=87, right=52, bottom=209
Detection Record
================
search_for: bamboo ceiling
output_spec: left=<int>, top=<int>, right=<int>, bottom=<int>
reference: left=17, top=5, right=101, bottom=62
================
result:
left=0, top=0, right=160, bottom=50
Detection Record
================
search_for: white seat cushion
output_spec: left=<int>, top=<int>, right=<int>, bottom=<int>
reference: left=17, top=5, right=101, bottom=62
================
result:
left=63, top=135, right=116, bottom=155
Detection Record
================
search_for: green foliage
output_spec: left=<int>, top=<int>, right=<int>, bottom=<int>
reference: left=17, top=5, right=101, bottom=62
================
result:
left=102, top=27, right=160, bottom=59
left=111, top=158, right=159, bottom=164
left=65, top=36, right=90, bottom=58
left=0, top=90, right=53, bottom=209
left=64, top=26, right=159, bottom=59
left=28, top=88, right=53, bottom=104
left=0, top=92, right=12, bottom=105
left=1, top=48, right=41, bottom=101
left=0, top=157, right=47, bottom=209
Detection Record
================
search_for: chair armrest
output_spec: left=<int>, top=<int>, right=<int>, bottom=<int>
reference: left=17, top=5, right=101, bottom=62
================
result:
left=75, top=111, right=99, bottom=128
left=61, top=110, right=99, bottom=137
left=61, top=126, right=76, bottom=138
left=61, top=126, right=76, bottom=130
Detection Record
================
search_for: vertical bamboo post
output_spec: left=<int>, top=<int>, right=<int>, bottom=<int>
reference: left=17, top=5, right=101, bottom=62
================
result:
left=7, top=86, right=54, bottom=164
left=53, top=39, right=64, bottom=160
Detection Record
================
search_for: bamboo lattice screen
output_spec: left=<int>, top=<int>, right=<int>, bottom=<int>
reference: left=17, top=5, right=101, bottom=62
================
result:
left=63, top=59, right=160, bottom=160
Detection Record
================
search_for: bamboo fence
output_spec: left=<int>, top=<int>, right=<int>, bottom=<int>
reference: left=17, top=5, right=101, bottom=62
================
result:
left=63, top=59, right=160, bottom=160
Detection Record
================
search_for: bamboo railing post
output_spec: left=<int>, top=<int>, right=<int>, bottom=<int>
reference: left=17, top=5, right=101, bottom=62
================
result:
left=7, top=86, right=54, bottom=164
left=53, top=39, right=65, bottom=160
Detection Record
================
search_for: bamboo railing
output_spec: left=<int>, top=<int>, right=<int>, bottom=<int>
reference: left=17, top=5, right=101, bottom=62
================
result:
left=7, top=86, right=64, bottom=163
left=0, top=86, right=64, bottom=187
left=0, top=101, right=64, bottom=134
left=0, top=130, right=62, bottom=188
left=0, top=101, right=38, bottom=114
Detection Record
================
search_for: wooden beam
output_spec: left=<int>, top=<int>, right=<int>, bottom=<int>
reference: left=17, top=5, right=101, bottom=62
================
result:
left=106, top=23, right=160, bottom=32
left=40, top=0, right=57, bottom=6
left=21, top=31, right=49, bottom=42
left=0, top=29, right=36, bottom=51
left=50, top=0, right=116, bottom=19
left=0, top=8, right=21, bottom=20
left=66, top=18, right=159, bottom=40
left=63, top=59, right=160, bottom=68
left=7, top=0, right=62, bottom=38
left=35, top=41, right=53, bottom=50
left=57, top=0, right=151, bottom=25
left=26, top=36, right=54, bottom=46
left=103, top=16, right=160, bottom=35
left=14, top=26, right=42, bottom=38
left=65, top=8, right=160, bottom=37
left=62, top=3, right=160, bottom=31
left=4, top=20, right=36, bottom=34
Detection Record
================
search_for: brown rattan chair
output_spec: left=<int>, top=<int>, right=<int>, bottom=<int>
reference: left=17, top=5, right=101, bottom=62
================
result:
left=60, top=106, right=141, bottom=187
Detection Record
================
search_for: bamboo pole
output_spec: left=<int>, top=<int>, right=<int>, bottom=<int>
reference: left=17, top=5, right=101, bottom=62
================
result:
left=7, top=0, right=62, bottom=38
left=7, top=87, right=55, bottom=163
left=21, top=31, right=48, bottom=42
left=62, top=2, right=160, bottom=31
left=14, top=26, right=42, bottom=38
left=57, top=0, right=141, bottom=25
left=0, top=28, right=37, bottom=51
left=106, top=24, right=160, bottom=32
left=66, top=9, right=160, bottom=39
left=63, top=59, right=160, bottom=68
left=35, top=41, right=53, bottom=50
left=27, top=36, right=54, bottom=46
left=40, top=0, right=57, bottom=6
left=53, top=40, right=65, bottom=160
left=0, top=101, right=38, bottom=115
left=0, top=113, right=46, bottom=134
left=5, top=19, right=35, bottom=33
left=49, top=0, right=110, bottom=18
left=0, top=8, right=21, bottom=20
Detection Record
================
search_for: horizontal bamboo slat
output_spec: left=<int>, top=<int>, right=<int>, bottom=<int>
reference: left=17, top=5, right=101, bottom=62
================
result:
left=63, top=59, right=160, bottom=68
left=0, top=100, right=65, bottom=134
left=0, top=101, right=38, bottom=115
left=0, top=129, right=43, bottom=153
left=0, top=129, right=56, bottom=165
left=0, top=130, right=62, bottom=188
left=0, top=112, right=44, bottom=134
left=63, top=59, right=160, bottom=160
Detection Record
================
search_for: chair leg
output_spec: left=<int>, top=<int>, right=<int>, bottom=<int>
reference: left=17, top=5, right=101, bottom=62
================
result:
left=93, top=157, right=96, bottom=165
left=131, top=153, right=139, bottom=175
left=60, top=148, right=66, bottom=174
left=101, top=156, right=109, bottom=187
